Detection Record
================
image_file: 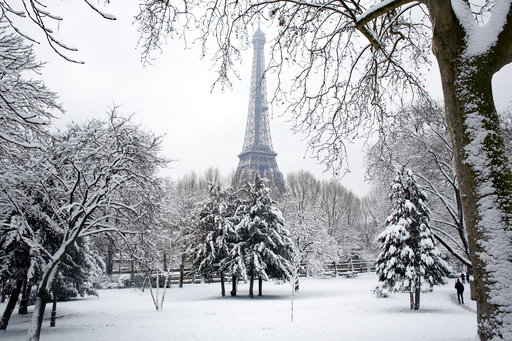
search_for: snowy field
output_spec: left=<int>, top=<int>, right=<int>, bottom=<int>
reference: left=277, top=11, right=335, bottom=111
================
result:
left=1, top=273, right=478, bottom=341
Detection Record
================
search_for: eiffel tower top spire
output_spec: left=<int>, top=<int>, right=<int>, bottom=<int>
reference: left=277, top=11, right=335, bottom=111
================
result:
left=241, top=27, right=272, bottom=153
left=234, top=27, right=284, bottom=191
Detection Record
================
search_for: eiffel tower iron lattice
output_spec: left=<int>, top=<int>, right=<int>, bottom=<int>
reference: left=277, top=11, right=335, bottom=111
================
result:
left=234, top=27, right=284, bottom=191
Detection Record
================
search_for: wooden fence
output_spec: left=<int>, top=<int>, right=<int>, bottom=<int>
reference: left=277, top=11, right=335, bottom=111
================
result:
left=323, top=259, right=376, bottom=277
left=107, top=259, right=376, bottom=287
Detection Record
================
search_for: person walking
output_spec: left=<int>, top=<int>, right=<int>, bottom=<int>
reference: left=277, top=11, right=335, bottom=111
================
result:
left=455, top=279, right=464, bottom=304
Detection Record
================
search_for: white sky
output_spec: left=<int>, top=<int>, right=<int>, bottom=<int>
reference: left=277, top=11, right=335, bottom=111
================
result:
left=23, top=1, right=512, bottom=198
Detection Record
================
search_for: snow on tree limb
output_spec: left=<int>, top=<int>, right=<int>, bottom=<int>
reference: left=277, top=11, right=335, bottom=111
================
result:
left=356, top=0, right=417, bottom=26
left=83, top=0, right=116, bottom=20
left=451, top=0, right=512, bottom=58
left=355, top=0, right=418, bottom=49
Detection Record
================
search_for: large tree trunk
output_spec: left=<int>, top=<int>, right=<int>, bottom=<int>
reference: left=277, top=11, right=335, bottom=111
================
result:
left=27, top=246, right=67, bottom=340
left=429, top=2, right=512, bottom=339
left=0, top=279, right=23, bottom=330
left=258, top=277, right=262, bottom=296
left=27, top=286, right=49, bottom=341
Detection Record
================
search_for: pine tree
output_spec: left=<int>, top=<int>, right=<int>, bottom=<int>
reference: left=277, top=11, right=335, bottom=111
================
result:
left=193, top=184, right=238, bottom=296
left=376, top=169, right=450, bottom=310
left=234, top=175, right=294, bottom=297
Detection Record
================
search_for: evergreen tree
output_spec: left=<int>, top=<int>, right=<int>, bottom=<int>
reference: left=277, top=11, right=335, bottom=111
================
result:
left=234, top=176, right=294, bottom=297
left=376, top=169, right=450, bottom=310
left=193, top=184, right=239, bottom=296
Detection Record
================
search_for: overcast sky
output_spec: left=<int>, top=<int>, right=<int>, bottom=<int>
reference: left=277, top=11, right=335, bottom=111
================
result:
left=23, top=1, right=512, bottom=198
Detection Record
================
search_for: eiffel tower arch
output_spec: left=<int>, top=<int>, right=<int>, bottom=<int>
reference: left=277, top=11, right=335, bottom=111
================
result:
left=234, top=27, right=285, bottom=191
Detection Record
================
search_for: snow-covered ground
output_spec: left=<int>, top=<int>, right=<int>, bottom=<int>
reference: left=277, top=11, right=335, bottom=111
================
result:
left=1, top=273, right=477, bottom=340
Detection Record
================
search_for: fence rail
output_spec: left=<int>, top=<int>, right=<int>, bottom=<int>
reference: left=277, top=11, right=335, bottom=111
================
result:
left=324, top=260, right=376, bottom=277
left=105, top=260, right=376, bottom=287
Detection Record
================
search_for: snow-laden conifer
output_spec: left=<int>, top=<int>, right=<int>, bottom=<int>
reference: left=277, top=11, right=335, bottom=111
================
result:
left=233, top=175, right=294, bottom=297
left=193, top=184, right=239, bottom=296
left=377, top=169, right=450, bottom=310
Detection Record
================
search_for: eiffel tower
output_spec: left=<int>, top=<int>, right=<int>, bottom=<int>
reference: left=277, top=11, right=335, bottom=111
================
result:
left=234, top=27, right=285, bottom=191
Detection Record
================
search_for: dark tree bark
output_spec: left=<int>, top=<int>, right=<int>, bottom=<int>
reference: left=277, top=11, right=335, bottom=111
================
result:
left=18, top=280, right=30, bottom=315
left=50, top=291, right=57, bottom=327
left=179, top=254, right=185, bottom=288
left=258, top=277, right=262, bottom=296
left=249, top=275, right=254, bottom=298
left=105, top=240, right=113, bottom=276
left=409, top=291, right=414, bottom=310
left=220, top=272, right=226, bottom=297
left=414, top=285, right=421, bottom=311
left=230, top=275, right=237, bottom=296
left=1, top=280, right=6, bottom=303
left=130, top=260, right=135, bottom=287
left=0, top=279, right=23, bottom=330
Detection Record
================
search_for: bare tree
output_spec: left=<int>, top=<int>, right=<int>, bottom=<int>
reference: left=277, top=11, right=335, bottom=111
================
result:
left=0, top=0, right=115, bottom=63
left=357, top=189, right=387, bottom=259
left=283, top=171, right=337, bottom=276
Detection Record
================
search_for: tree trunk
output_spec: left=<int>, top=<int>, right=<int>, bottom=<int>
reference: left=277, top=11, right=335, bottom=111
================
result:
left=294, top=278, right=300, bottom=291
left=50, top=291, right=57, bottom=327
left=230, top=275, right=237, bottom=296
left=19, top=280, right=30, bottom=315
left=414, top=286, right=421, bottom=310
left=105, top=241, right=113, bottom=276
left=0, top=279, right=23, bottom=330
left=1, top=280, right=6, bottom=303
left=220, top=272, right=226, bottom=297
left=428, top=2, right=512, bottom=339
left=409, top=290, right=414, bottom=310
left=27, top=287, right=49, bottom=341
left=258, top=277, right=262, bottom=296
left=249, top=275, right=254, bottom=298
left=179, top=254, right=185, bottom=288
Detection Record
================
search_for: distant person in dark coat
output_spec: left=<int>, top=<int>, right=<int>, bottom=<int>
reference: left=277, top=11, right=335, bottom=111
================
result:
left=460, top=273, right=466, bottom=283
left=455, top=279, right=464, bottom=304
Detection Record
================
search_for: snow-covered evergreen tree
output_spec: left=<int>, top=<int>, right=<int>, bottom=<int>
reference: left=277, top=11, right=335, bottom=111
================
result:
left=193, top=184, right=239, bottom=296
left=376, top=169, right=450, bottom=310
left=234, top=176, right=294, bottom=297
